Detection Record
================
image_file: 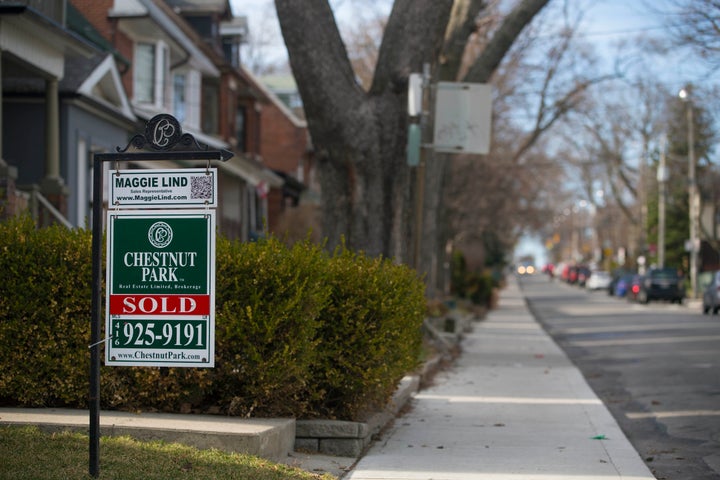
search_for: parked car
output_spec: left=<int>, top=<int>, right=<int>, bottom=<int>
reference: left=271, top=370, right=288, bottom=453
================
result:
left=636, top=267, right=685, bottom=304
left=702, top=270, right=720, bottom=314
left=542, top=263, right=555, bottom=277
left=627, top=274, right=645, bottom=302
left=586, top=270, right=611, bottom=291
left=558, top=263, right=571, bottom=282
left=576, top=265, right=591, bottom=287
left=608, top=269, right=632, bottom=296
left=567, top=265, right=579, bottom=284
left=613, top=274, right=634, bottom=298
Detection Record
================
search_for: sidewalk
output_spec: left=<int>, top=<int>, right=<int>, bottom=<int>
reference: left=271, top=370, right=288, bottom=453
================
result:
left=343, top=276, right=656, bottom=479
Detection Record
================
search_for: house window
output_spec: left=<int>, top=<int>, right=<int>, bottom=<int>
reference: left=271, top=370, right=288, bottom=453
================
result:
left=223, top=37, right=240, bottom=68
left=134, top=43, right=155, bottom=103
left=202, top=83, right=219, bottom=134
left=173, top=74, right=186, bottom=123
left=236, top=106, right=246, bottom=152
left=134, top=41, right=169, bottom=107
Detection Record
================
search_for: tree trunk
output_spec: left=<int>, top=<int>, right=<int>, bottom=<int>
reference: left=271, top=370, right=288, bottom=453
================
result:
left=275, top=0, right=549, bottom=264
left=275, top=0, right=453, bottom=259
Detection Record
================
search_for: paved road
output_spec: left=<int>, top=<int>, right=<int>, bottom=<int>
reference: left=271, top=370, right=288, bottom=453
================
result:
left=520, top=274, right=720, bottom=480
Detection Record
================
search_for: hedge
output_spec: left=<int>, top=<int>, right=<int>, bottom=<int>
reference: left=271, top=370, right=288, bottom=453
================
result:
left=0, top=216, right=425, bottom=420
left=311, top=246, right=425, bottom=419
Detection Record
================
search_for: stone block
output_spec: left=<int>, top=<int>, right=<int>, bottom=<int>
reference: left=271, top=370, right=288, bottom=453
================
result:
left=319, top=437, right=365, bottom=457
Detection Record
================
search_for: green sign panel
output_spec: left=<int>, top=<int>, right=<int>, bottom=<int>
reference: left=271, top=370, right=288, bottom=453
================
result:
left=106, top=210, right=215, bottom=367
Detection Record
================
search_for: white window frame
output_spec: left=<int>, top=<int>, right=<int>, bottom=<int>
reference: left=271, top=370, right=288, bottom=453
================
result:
left=133, top=40, right=169, bottom=109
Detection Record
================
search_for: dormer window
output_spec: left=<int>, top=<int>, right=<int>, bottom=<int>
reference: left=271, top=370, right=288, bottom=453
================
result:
left=133, top=41, right=169, bottom=108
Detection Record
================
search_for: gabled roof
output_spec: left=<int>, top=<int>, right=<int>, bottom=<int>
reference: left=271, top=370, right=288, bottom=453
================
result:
left=76, top=54, right=136, bottom=122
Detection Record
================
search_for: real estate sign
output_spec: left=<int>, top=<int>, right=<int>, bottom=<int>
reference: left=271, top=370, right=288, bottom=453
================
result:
left=106, top=209, right=215, bottom=367
left=110, top=168, right=218, bottom=208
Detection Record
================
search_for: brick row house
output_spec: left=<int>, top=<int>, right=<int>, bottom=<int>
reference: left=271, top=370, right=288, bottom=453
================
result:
left=249, top=69, right=320, bottom=241
left=0, top=0, right=316, bottom=243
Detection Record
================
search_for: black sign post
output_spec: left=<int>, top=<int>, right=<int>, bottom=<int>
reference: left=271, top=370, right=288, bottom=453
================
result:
left=89, top=114, right=231, bottom=477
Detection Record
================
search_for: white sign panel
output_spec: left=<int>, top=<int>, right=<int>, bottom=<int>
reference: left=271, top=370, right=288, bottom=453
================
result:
left=433, top=82, right=492, bottom=154
left=110, top=168, right=218, bottom=208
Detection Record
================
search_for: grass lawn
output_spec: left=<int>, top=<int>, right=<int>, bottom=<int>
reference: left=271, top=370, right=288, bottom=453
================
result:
left=0, top=425, right=335, bottom=480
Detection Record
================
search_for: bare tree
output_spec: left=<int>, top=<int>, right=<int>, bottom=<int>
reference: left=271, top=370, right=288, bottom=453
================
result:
left=443, top=0, right=617, bottom=271
left=239, top=2, right=289, bottom=75
left=274, top=0, right=550, bottom=262
left=664, top=0, right=720, bottom=69
left=551, top=74, right=671, bottom=268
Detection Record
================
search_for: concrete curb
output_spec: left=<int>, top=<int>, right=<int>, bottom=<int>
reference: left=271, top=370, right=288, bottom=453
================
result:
left=0, top=408, right=295, bottom=462
left=296, top=375, right=420, bottom=457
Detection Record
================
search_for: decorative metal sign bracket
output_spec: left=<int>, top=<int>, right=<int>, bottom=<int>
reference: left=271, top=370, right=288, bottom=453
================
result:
left=116, top=113, right=234, bottom=161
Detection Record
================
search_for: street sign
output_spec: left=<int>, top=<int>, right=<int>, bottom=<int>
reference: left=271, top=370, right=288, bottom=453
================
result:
left=434, top=82, right=492, bottom=154
left=110, top=168, right=218, bottom=208
left=106, top=209, right=215, bottom=367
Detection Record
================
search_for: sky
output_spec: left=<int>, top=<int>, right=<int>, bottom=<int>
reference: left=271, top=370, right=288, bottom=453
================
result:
left=229, top=1, right=683, bottom=71
left=228, top=0, right=704, bottom=266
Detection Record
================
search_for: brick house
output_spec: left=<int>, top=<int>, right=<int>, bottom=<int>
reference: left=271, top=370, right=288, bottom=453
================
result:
left=245, top=70, right=320, bottom=240
left=71, top=0, right=282, bottom=240
left=163, top=0, right=319, bottom=241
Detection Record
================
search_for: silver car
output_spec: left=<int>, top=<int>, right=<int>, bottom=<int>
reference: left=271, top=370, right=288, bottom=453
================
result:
left=702, top=271, right=720, bottom=314
left=586, top=270, right=611, bottom=291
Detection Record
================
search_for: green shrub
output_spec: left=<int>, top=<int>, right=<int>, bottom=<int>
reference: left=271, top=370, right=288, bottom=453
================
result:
left=0, top=216, right=91, bottom=406
left=310, top=246, right=425, bottom=420
left=0, top=219, right=426, bottom=420
left=210, top=236, right=331, bottom=417
left=449, top=250, right=501, bottom=308
left=466, top=271, right=495, bottom=307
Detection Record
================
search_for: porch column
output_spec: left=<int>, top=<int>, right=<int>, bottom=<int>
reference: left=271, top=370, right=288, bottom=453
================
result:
left=0, top=50, right=18, bottom=219
left=40, top=76, right=67, bottom=215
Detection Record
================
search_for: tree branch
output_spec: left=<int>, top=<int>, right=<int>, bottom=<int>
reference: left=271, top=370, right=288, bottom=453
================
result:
left=370, top=0, right=454, bottom=94
left=439, top=0, right=488, bottom=81
left=463, top=0, right=550, bottom=83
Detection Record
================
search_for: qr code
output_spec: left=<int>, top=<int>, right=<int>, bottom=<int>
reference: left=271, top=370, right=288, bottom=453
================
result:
left=190, top=175, right=213, bottom=199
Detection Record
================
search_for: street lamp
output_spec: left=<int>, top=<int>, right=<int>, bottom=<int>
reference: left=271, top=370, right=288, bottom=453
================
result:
left=679, top=88, right=700, bottom=298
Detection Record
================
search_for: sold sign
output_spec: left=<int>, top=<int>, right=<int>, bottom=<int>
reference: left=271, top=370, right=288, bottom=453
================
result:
left=106, top=209, right=215, bottom=367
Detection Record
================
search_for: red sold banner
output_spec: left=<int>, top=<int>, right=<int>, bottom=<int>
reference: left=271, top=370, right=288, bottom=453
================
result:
left=109, top=295, right=210, bottom=316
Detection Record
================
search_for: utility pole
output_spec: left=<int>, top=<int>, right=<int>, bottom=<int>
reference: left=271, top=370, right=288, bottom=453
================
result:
left=411, top=63, right=431, bottom=272
left=657, top=138, right=668, bottom=268
left=679, top=88, right=699, bottom=298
